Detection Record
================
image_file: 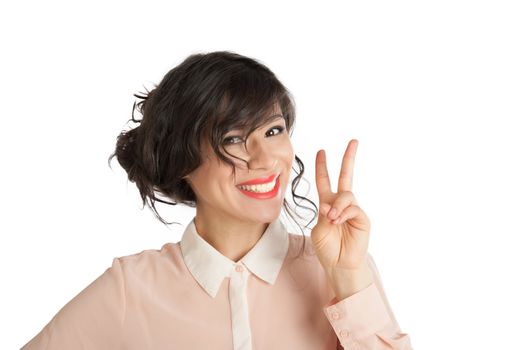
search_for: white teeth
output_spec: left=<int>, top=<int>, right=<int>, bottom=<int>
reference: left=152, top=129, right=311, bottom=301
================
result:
left=238, top=178, right=277, bottom=193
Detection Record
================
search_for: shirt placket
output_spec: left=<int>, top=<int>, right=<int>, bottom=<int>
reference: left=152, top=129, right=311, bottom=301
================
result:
left=229, top=263, right=252, bottom=350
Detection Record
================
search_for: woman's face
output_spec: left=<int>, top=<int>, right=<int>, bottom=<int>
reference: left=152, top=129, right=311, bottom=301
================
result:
left=184, top=103, right=294, bottom=224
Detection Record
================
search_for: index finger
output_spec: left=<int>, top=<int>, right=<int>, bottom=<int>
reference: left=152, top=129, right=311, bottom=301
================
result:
left=337, top=139, right=358, bottom=192
left=315, top=149, right=332, bottom=197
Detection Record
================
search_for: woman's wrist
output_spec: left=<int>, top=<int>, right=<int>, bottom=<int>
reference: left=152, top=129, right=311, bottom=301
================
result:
left=324, top=263, right=374, bottom=301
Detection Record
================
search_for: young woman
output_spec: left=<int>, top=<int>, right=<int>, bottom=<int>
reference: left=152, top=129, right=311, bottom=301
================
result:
left=21, top=51, right=413, bottom=349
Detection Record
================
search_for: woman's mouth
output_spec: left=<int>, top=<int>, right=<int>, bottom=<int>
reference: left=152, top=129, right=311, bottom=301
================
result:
left=236, top=174, right=280, bottom=199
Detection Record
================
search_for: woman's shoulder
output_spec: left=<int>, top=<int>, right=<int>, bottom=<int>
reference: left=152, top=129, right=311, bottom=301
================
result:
left=286, top=233, right=318, bottom=260
left=287, top=232, right=315, bottom=247
left=110, top=242, right=186, bottom=276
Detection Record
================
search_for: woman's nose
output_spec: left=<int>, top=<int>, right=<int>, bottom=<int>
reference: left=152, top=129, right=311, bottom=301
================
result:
left=246, top=142, right=277, bottom=171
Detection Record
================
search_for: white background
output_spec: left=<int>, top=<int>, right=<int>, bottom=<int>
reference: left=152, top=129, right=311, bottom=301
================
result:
left=2, top=1, right=525, bottom=349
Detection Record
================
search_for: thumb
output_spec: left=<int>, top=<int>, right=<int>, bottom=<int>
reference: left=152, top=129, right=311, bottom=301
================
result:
left=320, top=202, right=331, bottom=217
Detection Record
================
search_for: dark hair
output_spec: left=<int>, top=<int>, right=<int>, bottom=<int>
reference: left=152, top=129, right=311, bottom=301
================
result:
left=107, top=50, right=318, bottom=258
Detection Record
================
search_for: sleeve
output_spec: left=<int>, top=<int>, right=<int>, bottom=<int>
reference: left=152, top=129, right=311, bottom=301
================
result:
left=20, top=257, right=127, bottom=350
left=322, top=253, right=413, bottom=350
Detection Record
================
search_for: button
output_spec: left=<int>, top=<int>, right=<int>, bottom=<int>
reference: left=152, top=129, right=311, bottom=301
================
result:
left=339, top=329, right=350, bottom=338
left=235, top=265, right=244, bottom=272
left=331, top=312, right=340, bottom=320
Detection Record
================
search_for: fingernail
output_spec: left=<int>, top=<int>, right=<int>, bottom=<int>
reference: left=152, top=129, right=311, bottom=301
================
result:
left=329, top=208, right=337, bottom=218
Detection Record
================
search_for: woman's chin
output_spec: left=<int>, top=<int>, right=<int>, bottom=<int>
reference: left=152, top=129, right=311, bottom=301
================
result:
left=242, top=208, right=281, bottom=224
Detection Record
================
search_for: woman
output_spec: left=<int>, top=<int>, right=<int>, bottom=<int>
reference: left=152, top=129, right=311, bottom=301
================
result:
left=21, top=51, right=413, bottom=349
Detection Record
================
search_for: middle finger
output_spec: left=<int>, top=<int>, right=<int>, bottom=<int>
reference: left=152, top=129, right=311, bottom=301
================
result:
left=338, top=139, right=357, bottom=193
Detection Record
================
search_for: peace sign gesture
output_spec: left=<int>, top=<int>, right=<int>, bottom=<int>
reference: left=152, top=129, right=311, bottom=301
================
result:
left=311, top=139, right=371, bottom=273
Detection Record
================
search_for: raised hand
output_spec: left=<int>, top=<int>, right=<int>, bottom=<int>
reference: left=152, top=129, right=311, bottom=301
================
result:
left=311, top=139, right=372, bottom=286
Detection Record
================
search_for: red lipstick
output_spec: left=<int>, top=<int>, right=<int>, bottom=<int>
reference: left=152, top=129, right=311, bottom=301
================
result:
left=237, top=173, right=278, bottom=186
left=237, top=175, right=281, bottom=200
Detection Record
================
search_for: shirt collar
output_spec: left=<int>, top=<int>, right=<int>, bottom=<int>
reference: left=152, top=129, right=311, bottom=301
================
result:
left=180, top=216, right=290, bottom=298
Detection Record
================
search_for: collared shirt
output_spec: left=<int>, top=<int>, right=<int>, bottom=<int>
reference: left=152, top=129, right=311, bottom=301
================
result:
left=21, top=216, right=413, bottom=350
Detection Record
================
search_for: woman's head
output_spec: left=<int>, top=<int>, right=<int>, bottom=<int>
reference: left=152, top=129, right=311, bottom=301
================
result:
left=108, top=51, right=317, bottom=235
left=184, top=100, right=294, bottom=226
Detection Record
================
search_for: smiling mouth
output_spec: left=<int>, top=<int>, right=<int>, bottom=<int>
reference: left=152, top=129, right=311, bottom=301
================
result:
left=236, top=173, right=278, bottom=187
left=236, top=174, right=279, bottom=193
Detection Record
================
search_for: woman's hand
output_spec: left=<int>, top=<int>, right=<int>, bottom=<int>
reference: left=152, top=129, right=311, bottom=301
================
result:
left=311, top=139, right=373, bottom=299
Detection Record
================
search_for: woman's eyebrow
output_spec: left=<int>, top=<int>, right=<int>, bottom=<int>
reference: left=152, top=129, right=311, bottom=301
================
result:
left=226, top=115, right=285, bottom=134
left=268, top=114, right=284, bottom=122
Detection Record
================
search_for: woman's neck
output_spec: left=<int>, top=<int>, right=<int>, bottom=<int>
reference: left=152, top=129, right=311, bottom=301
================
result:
left=193, top=210, right=269, bottom=262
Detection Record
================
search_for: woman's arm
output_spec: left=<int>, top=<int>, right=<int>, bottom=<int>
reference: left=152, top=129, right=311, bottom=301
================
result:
left=324, top=253, right=413, bottom=350
left=20, top=257, right=126, bottom=350
left=311, top=140, right=413, bottom=349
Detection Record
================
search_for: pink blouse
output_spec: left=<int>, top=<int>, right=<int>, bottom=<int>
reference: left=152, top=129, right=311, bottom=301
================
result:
left=21, top=217, right=413, bottom=349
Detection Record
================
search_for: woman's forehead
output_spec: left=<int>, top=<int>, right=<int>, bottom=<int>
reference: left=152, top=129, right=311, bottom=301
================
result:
left=201, top=101, right=283, bottom=140
left=269, top=101, right=282, bottom=115
left=219, top=103, right=284, bottom=132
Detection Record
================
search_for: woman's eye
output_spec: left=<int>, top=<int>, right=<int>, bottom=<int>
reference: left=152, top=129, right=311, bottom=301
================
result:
left=223, top=125, right=285, bottom=145
left=222, top=136, right=243, bottom=145
left=266, top=125, right=285, bottom=137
